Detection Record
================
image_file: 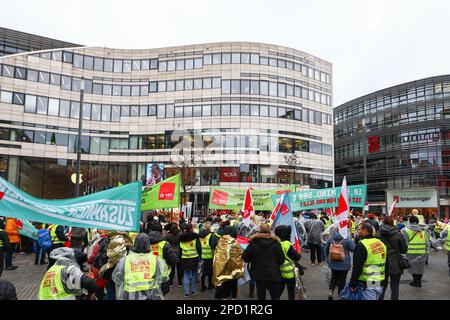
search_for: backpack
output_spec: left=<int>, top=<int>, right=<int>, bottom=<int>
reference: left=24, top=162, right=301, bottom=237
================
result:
left=37, top=229, right=52, bottom=251
left=329, top=239, right=345, bottom=261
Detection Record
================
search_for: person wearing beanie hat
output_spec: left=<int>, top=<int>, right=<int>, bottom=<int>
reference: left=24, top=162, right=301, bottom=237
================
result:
left=242, top=223, right=285, bottom=300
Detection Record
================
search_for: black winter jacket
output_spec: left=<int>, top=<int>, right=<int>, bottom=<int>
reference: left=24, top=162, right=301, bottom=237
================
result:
left=0, top=230, right=10, bottom=253
left=148, top=231, right=177, bottom=267
left=179, top=231, right=202, bottom=271
left=274, top=225, right=301, bottom=262
left=376, top=224, right=408, bottom=275
left=165, top=231, right=182, bottom=263
left=242, top=232, right=285, bottom=282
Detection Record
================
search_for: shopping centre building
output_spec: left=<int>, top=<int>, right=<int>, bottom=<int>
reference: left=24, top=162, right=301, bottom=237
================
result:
left=0, top=31, right=334, bottom=213
left=334, top=75, right=450, bottom=219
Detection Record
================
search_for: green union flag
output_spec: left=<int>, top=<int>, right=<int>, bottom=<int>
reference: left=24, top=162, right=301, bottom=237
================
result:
left=141, top=174, right=181, bottom=210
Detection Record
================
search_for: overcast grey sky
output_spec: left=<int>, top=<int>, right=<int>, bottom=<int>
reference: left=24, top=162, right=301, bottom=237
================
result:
left=3, top=0, right=449, bottom=106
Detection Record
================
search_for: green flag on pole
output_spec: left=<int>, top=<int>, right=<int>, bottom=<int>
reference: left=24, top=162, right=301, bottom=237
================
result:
left=141, top=174, right=181, bottom=210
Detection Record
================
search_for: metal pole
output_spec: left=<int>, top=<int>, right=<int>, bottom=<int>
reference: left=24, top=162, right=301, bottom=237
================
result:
left=75, top=77, right=84, bottom=197
left=362, top=118, right=367, bottom=186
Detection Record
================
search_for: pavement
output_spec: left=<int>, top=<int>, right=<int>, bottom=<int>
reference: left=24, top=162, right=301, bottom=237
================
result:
left=2, top=249, right=449, bottom=300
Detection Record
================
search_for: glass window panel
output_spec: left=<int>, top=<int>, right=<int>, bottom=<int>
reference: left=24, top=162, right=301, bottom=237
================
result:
left=70, top=101, right=80, bottom=119
left=294, top=63, right=301, bottom=71
left=73, top=54, right=83, bottom=68
left=94, top=57, right=103, bottom=71
left=184, top=106, right=193, bottom=117
left=231, top=80, right=240, bottom=94
left=51, top=51, right=62, bottom=61
left=132, top=60, right=141, bottom=70
left=241, top=80, right=250, bottom=94
left=140, top=85, right=148, bottom=96
left=202, top=104, right=211, bottom=116
left=59, top=100, right=70, bottom=117
left=286, top=61, right=293, bottom=69
left=221, top=104, right=231, bottom=116
left=194, top=58, right=203, bottom=69
left=308, top=67, right=314, bottom=78
left=250, top=53, right=259, bottom=64
left=194, top=78, right=202, bottom=89
left=27, top=69, right=38, bottom=81
left=62, top=51, right=73, bottom=63
left=37, top=96, right=48, bottom=114
left=269, top=106, right=278, bottom=117
left=309, top=109, right=315, bottom=123
left=231, top=53, right=240, bottom=63
left=278, top=59, right=286, bottom=68
left=99, top=138, right=109, bottom=154
left=185, top=59, right=194, bottom=69
left=25, top=95, right=37, bottom=113
left=221, top=80, right=230, bottom=93
left=167, top=60, right=175, bottom=71
left=48, top=98, right=59, bottom=116
left=93, top=83, right=102, bottom=94
left=82, top=103, right=91, bottom=120
left=35, top=131, right=46, bottom=144
left=38, top=71, right=50, bottom=84
left=203, top=54, right=212, bottom=65
left=212, top=77, right=221, bottom=88
left=131, top=86, right=140, bottom=96
left=158, top=81, right=166, bottom=92
left=121, top=106, right=130, bottom=117
left=241, top=53, right=250, bottom=64
left=176, top=79, right=184, bottom=91
left=118, top=85, right=128, bottom=96
left=203, top=78, right=212, bottom=89
left=211, top=104, right=221, bottom=116
left=91, top=104, right=101, bottom=120
left=213, top=53, right=222, bottom=64
left=148, top=105, right=156, bottom=116
left=149, top=59, right=158, bottom=69
left=260, top=105, right=269, bottom=117
left=260, top=56, right=268, bottom=65
left=122, top=60, right=131, bottom=72
left=193, top=105, right=202, bottom=117
left=286, top=84, right=293, bottom=96
left=113, top=59, right=123, bottom=72
left=269, top=82, right=277, bottom=96
left=241, top=104, right=250, bottom=116
left=166, top=104, right=174, bottom=118
left=72, top=78, right=81, bottom=92
left=61, top=76, right=71, bottom=90
left=176, top=59, right=185, bottom=70
left=185, top=79, right=193, bottom=90
left=302, top=88, right=308, bottom=99
left=102, top=84, right=112, bottom=95
left=175, top=106, right=183, bottom=118
left=0, top=91, right=12, bottom=103
left=140, top=105, right=148, bottom=116
left=278, top=107, right=287, bottom=118
left=90, top=137, right=100, bottom=154
left=250, top=80, right=259, bottom=95
left=314, top=70, right=320, bottom=80
left=50, top=73, right=60, bottom=86
left=55, top=133, right=68, bottom=146
left=269, top=58, right=277, bottom=67
left=278, top=83, right=286, bottom=97
left=101, top=105, right=111, bottom=121
left=14, top=67, right=26, bottom=79
left=113, top=85, right=122, bottom=96
left=309, top=90, right=315, bottom=101
left=231, top=104, right=240, bottom=115
left=260, top=81, right=269, bottom=95
left=84, top=56, right=93, bottom=70
left=104, top=59, right=113, bottom=72
left=130, top=106, right=139, bottom=116
left=251, top=105, right=259, bottom=116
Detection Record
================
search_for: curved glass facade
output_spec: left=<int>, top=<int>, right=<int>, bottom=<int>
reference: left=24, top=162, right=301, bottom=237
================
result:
left=0, top=42, right=333, bottom=212
left=334, top=75, right=450, bottom=218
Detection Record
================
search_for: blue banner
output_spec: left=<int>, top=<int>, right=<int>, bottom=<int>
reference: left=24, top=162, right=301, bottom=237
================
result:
left=0, top=177, right=142, bottom=231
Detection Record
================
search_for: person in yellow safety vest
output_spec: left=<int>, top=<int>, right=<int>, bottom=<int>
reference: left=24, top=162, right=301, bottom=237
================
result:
left=112, top=233, right=169, bottom=300
left=38, top=247, right=97, bottom=300
left=320, top=212, right=331, bottom=230
left=350, top=217, right=358, bottom=237
left=0, top=220, right=11, bottom=278
left=274, top=225, right=302, bottom=300
left=440, top=225, right=450, bottom=277
left=147, top=223, right=176, bottom=296
left=411, top=209, right=425, bottom=225
left=401, top=215, right=430, bottom=287
left=47, top=224, right=70, bottom=270
left=198, top=222, right=215, bottom=291
left=349, top=222, right=387, bottom=300
left=179, top=223, right=202, bottom=298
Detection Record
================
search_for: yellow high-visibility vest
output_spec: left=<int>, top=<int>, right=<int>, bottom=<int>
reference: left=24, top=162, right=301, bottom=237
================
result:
left=358, top=238, right=386, bottom=282
left=280, top=241, right=295, bottom=279
left=38, top=265, right=74, bottom=300
left=406, top=228, right=427, bottom=255
left=200, top=233, right=213, bottom=260
left=180, top=239, right=199, bottom=259
left=48, top=225, right=64, bottom=245
left=124, top=253, right=157, bottom=293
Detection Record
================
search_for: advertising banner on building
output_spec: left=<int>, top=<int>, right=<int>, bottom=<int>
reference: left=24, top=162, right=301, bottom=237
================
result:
left=220, top=167, right=240, bottom=182
left=0, top=176, right=142, bottom=231
left=208, top=185, right=295, bottom=211
left=272, top=184, right=367, bottom=211
left=141, top=174, right=181, bottom=211
left=386, top=189, right=439, bottom=209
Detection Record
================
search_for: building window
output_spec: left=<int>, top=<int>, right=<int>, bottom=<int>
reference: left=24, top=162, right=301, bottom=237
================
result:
left=167, top=60, right=176, bottom=71
left=185, top=59, right=194, bottom=70
left=231, top=80, right=240, bottom=94
left=176, top=59, right=185, bottom=70
left=132, top=60, right=141, bottom=70
left=213, top=53, right=222, bottom=64
left=12, top=92, right=24, bottom=105
left=131, top=86, right=140, bottom=96
left=121, top=106, right=130, bottom=117
left=59, top=100, right=70, bottom=117
left=212, top=77, right=221, bottom=88
left=27, top=69, right=38, bottom=81
left=231, top=104, right=240, bottom=116
left=231, top=53, right=240, bottom=64
left=194, top=58, right=203, bottom=69
left=37, top=96, right=48, bottom=114
left=221, top=104, right=231, bottom=116
left=185, top=79, right=193, bottom=90
left=103, top=84, right=112, bottom=95
left=222, top=80, right=230, bottom=94
left=202, top=105, right=211, bottom=116
left=14, top=67, right=26, bottom=79
left=203, top=78, right=212, bottom=89
left=50, top=74, right=61, bottom=86
left=113, top=60, right=123, bottom=73
left=38, top=71, right=50, bottom=84
left=149, top=82, right=157, bottom=92
left=84, top=56, right=94, bottom=70
left=61, top=76, right=71, bottom=90
left=123, top=60, right=132, bottom=72
left=149, top=59, right=158, bottom=69
left=25, top=95, right=37, bottom=113
left=63, top=51, right=73, bottom=63
left=70, top=102, right=80, bottom=119
left=94, top=57, right=103, bottom=71
left=203, top=54, right=212, bottom=65
left=73, top=54, right=84, bottom=68
left=104, top=59, right=113, bottom=72
left=48, top=98, right=59, bottom=116
left=91, top=104, right=101, bottom=121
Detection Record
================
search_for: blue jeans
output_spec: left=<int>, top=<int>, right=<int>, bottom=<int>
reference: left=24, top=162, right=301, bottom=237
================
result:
left=183, top=270, right=197, bottom=295
left=34, top=240, right=46, bottom=264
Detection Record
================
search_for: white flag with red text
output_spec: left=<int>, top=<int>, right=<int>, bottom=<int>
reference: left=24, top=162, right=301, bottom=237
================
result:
left=334, top=177, right=349, bottom=239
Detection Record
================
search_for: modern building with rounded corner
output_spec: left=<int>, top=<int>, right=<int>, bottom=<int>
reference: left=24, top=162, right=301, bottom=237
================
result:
left=334, top=75, right=450, bottom=219
left=0, top=41, right=334, bottom=213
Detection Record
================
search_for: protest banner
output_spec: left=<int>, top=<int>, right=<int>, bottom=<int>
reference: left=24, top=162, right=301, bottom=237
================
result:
left=141, top=174, right=181, bottom=210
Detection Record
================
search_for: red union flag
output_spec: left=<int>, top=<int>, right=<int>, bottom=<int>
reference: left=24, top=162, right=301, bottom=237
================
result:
left=158, top=182, right=175, bottom=200
left=335, top=176, right=349, bottom=239
left=388, top=196, right=399, bottom=216
left=242, top=187, right=254, bottom=226
left=211, top=189, right=229, bottom=206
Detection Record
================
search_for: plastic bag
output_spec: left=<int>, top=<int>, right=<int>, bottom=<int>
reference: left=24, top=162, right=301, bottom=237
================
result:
left=339, top=284, right=367, bottom=300
left=321, top=264, right=332, bottom=285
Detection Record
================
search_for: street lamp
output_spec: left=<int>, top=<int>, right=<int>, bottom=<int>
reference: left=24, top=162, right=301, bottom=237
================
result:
left=75, top=77, right=84, bottom=197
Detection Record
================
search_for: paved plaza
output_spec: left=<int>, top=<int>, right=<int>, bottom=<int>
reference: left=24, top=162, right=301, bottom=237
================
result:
left=2, top=249, right=449, bottom=300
